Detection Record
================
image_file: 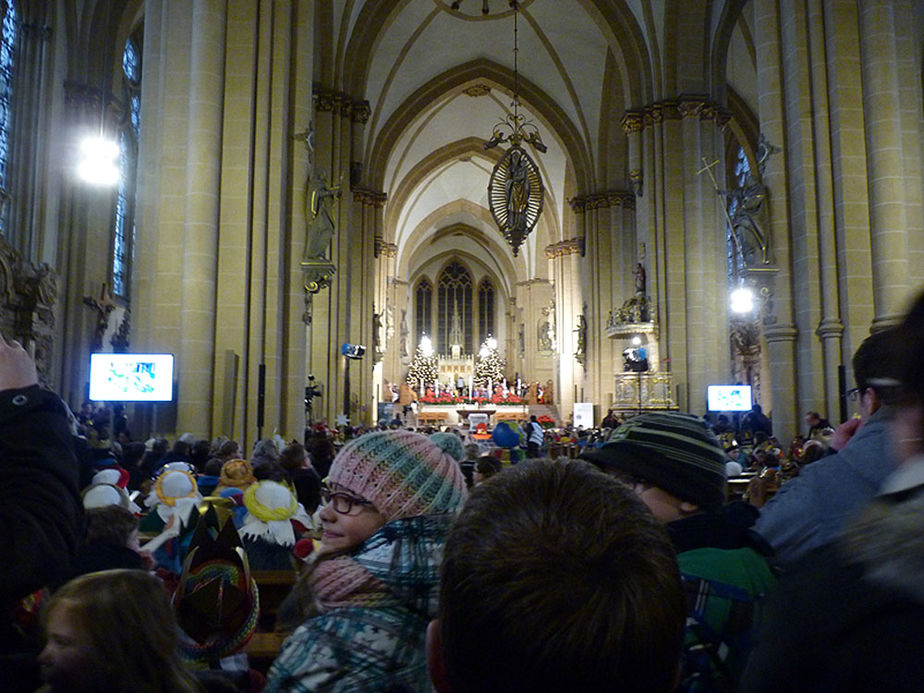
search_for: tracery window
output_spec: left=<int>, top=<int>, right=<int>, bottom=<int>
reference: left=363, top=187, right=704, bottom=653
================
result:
left=0, top=2, right=18, bottom=236
left=437, top=261, right=472, bottom=353
left=478, top=278, right=495, bottom=344
left=415, top=277, right=432, bottom=345
left=112, top=31, right=142, bottom=299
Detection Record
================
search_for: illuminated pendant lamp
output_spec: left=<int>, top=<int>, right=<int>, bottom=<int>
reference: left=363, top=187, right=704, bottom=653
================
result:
left=483, top=0, right=545, bottom=256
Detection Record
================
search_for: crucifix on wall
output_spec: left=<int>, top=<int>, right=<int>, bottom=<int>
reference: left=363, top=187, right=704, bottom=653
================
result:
left=83, top=282, right=116, bottom=350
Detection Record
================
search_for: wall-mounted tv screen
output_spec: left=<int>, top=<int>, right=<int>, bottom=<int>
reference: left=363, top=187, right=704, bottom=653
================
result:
left=706, top=384, right=752, bottom=412
left=89, top=353, right=175, bottom=402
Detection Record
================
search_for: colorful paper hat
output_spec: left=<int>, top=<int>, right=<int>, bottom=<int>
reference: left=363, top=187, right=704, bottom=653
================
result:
left=91, top=466, right=130, bottom=489
left=173, top=507, right=259, bottom=665
left=81, top=482, right=140, bottom=514
left=240, top=480, right=313, bottom=547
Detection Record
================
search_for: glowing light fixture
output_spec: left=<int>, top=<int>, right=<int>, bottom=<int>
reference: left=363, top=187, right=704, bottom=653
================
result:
left=631, top=335, right=642, bottom=346
left=77, top=135, right=120, bottom=186
left=730, top=287, right=755, bottom=314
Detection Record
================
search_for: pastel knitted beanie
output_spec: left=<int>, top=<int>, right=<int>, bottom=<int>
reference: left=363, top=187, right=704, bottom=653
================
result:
left=581, top=411, right=727, bottom=512
left=429, top=431, right=464, bottom=462
left=327, top=429, right=467, bottom=522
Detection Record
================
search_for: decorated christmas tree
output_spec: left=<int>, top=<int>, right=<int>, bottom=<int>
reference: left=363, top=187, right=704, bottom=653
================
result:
left=406, top=336, right=439, bottom=389
left=474, top=336, right=505, bottom=386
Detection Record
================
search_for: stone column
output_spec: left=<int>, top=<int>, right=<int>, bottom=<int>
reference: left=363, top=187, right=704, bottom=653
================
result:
left=754, top=0, right=798, bottom=440
left=177, top=0, right=226, bottom=435
left=858, top=0, right=911, bottom=328
left=806, top=1, right=843, bottom=418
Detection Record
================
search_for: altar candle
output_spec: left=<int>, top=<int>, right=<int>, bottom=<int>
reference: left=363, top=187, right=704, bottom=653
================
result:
left=435, top=381, right=440, bottom=396
left=469, top=376, right=473, bottom=398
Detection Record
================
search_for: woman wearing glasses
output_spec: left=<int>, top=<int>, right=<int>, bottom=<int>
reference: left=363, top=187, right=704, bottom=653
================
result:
left=265, top=429, right=467, bottom=692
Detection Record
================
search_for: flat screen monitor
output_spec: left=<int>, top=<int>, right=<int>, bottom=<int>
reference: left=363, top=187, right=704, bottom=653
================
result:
left=89, top=353, right=175, bottom=402
left=706, top=384, right=752, bottom=412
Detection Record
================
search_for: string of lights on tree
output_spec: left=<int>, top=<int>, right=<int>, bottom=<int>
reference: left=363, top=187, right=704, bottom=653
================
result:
left=473, top=336, right=505, bottom=386
left=406, top=335, right=439, bottom=388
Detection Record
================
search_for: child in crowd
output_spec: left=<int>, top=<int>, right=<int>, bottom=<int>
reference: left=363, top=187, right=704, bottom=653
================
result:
left=70, top=505, right=151, bottom=578
left=428, top=459, right=685, bottom=692
left=265, top=429, right=467, bottom=692
left=38, top=569, right=200, bottom=692
left=278, top=442, right=322, bottom=513
left=213, top=458, right=256, bottom=496
left=583, top=412, right=775, bottom=690
left=239, top=479, right=315, bottom=570
left=472, top=455, right=502, bottom=485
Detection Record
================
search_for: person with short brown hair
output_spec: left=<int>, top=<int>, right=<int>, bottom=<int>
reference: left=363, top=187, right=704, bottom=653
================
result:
left=429, top=459, right=685, bottom=693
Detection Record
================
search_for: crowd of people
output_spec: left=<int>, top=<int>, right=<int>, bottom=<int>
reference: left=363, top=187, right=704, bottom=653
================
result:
left=2, top=288, right=924, bottom=691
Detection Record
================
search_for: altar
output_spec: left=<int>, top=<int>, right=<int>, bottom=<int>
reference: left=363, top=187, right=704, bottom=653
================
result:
left=417, top=403, right=530, bottom=428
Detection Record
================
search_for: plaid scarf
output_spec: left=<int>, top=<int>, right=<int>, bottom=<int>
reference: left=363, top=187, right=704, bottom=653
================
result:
left=309, top=514, right=453, bottom=616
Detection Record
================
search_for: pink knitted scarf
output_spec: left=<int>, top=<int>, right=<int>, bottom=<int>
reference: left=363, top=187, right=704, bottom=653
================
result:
left=309, top=555, right=389, bottom=611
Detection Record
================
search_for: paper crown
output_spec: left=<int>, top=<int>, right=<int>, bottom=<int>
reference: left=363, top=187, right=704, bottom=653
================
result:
left=173, top=507, right=259, bottom=665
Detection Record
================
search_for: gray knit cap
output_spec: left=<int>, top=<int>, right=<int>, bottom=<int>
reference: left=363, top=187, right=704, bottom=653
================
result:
left=581, top=412, right=727, bottom=511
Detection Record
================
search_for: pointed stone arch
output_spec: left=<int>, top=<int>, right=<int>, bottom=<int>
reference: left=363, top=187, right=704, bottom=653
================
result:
left=367, top=59, right=592, bottom=194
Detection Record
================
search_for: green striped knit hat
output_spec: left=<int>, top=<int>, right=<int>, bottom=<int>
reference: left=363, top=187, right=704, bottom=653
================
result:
left=328, top=429, right=467, bottom=522
left=582, top=412, right=727, bottom=511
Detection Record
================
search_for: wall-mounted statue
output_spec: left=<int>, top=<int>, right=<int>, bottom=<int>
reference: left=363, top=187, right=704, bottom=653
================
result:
left=399, top=309, right=410, bottom=361
left=728, top=175, right=771, bottom=266
left=537, top=299, right=556, bottom=354
left=305, top=169, right=341, bottom=260
left=574, top=312, right=587, bottom=367
left=373, top=310, right=384, bottom=363
left=634, top=262, right=646, bottom=296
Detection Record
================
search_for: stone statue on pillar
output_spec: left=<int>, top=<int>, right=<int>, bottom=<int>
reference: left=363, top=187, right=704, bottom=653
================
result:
left=305, top=169, right=341, bottom=260
left=634, top=262, right=646, bottom=296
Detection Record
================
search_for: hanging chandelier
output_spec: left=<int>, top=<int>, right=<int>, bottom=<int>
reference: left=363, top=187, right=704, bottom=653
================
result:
left=484, top=0, right=545, bottom=256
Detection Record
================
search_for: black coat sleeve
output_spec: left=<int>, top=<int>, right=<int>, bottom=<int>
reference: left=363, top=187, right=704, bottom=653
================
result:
left=0, top=385, right=82, bottom=605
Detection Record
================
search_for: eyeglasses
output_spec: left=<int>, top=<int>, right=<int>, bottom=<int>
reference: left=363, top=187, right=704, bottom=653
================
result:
left=846, top=387, right=866, bottom=402
left=320, top=487, right=374, bottom=515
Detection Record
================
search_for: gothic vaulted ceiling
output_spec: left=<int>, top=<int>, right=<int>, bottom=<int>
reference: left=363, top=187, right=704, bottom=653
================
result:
left=327, top=0, right=754, bottom=283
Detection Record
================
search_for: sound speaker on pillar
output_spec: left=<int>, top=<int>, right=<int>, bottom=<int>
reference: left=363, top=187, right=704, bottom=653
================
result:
left=341, top=343, right=366, bottom=360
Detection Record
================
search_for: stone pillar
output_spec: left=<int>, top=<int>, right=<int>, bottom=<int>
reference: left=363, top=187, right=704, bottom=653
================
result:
left=575, top=191, right=635, bottom=408
left=754, top=0, right=798, bottom=439
left=806, top=1, right=843, bottom=418
left=822, top=0, right=874, bottom=392
left=858, top=0, right=912, bottom=328
left=177, top=0, right=226, bottom=436
left=131, top=0, right=312, bottom=444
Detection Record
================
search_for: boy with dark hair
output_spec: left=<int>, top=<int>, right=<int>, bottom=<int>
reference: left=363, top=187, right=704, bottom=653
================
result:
left=428, top=459, right=686, bottom=693
left=582, top=412, right=775, bottom=690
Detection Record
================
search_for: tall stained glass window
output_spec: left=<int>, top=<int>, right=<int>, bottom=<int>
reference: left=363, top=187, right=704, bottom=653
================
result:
left=415, top=278, right=432, bottom=346
left=0, top=3, right=18, bottom=236
left=437, top=262, right=472, bottom=353
left=113, top=33, right=141, bottom=298
left=478, top=278, right=495, bottom=344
